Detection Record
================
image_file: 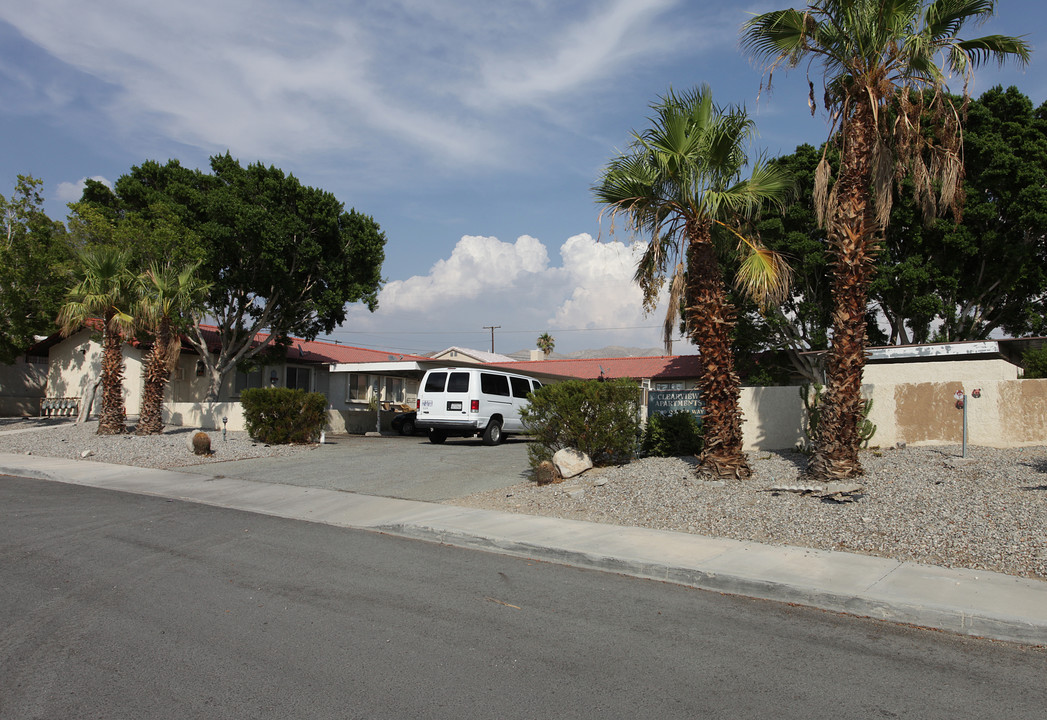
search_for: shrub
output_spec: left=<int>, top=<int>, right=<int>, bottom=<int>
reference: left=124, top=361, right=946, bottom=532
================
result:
left=641, top=410, right=703, bottom=457
left=1021, top=345, right=1047, bottom=379
left=240, top=387, right=328, bottom=444
left=520, top=378, right=641, bottom=469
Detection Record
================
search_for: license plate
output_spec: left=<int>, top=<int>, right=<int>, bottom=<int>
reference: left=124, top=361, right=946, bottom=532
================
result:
left=448, top=401, right=462, bottom=411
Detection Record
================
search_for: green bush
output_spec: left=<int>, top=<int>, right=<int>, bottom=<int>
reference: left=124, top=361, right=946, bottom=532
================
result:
left=1021, top=345, right=1047, bottom=379
left=641, top=410, right=703, bottom=457
left=240, top=387, right=329, bottom=444
left=520, top=378, right=641, bottom=469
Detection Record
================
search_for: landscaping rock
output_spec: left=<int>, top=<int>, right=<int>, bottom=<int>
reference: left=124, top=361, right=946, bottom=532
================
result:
left=553, top=448, right=592, bottom=479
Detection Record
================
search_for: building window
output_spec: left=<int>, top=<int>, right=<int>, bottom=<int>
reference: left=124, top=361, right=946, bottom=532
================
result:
left=384, top=376, right=405, bottom=404
left=235, top=369, right=264, bottom=395
left=654, top=381, right=684, bottom=391
left=347, top=374, right=409, bottom=404
left=286, top=367, right=311, bottom=391
left=348, top=374, right=373, bottom=403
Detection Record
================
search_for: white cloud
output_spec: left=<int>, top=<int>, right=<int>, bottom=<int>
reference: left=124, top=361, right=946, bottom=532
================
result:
left=346, top=231, right=668, bottom=352
left=379, top=235, right=551, bottom=312
left=54, top=176, right=111, bottom=205
left=548, top=234, right=653, bottom=330
left=473, top=0, right=681, bottom=108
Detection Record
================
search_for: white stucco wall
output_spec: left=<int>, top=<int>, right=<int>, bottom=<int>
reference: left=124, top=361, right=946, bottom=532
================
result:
left=47, top=329, right=145, bottom=417
left=862, top=358, right=1020, bottom=386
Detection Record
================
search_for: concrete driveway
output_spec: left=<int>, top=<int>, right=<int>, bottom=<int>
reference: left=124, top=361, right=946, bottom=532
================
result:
left=181, top=433, right=533, bottom=501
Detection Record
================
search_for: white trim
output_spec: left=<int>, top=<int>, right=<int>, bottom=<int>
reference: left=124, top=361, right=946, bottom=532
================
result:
left=867, top=341, right=999, bottom=361
left=329, top=361, right=426, bottom=373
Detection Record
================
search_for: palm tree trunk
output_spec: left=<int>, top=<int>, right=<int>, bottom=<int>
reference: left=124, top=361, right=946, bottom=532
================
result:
left=808, top=102, right=878, bottom=480
left=685, top=224, right=750, bottom=479
left=137, top=317, right=170, bottom=435
left=97, top=311, right=127, bottom=435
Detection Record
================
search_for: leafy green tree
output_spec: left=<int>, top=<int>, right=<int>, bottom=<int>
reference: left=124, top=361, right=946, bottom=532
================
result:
left=594, top=86, right=791, bottom=479
left=0, top=175, right=71, bottom=362
left=133, top=261, right=211, bottom=435
left=80, top=155, right=387, bottom=401
left=742, top=0, right=1030, bottom=480
left=749, top=88, right=1047, bottom=362
left=57, top=247, right=136, bottom=434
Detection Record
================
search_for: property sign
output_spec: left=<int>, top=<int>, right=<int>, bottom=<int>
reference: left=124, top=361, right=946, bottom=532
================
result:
left=647, top=389, right=703, bottom=420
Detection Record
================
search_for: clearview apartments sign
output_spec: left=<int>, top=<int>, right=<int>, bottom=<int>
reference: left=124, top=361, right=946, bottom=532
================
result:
left=647, top=389, right=702, bottom=420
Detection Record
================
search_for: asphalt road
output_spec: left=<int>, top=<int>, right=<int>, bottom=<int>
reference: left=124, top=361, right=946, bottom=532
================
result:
left=183, top=433, right=532, bottom=501
left=3, top=476, right=1047, bottom=719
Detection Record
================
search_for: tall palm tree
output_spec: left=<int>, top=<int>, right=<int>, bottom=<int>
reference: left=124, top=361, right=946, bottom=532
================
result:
left=595, top=86, right=792, bottom=479
left=536, top=332, right=555, bottom=358
left=742, top=0, right=1030, bottom=479
left=58, top=247, right=135, bottom=435
left=134, top=260, right=211, bottom=435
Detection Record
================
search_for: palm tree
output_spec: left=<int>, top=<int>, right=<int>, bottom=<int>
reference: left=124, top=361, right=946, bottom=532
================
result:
left=134, top=261, right=211, bottom=435
left=536, top=332, right=555, bottom=358
left=594, top=86, right=792, bottom=479
left=742, top=0, right=1030, bottom=479
left=58, top=247, right=135, bottom=435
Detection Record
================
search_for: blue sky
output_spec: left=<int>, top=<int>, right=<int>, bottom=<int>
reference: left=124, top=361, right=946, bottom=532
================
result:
left=2, top=1, right=1044, bottom=356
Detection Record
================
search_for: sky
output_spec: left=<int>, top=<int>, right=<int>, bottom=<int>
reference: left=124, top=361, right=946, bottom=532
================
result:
left=2, top=1, right=1045, bottom=357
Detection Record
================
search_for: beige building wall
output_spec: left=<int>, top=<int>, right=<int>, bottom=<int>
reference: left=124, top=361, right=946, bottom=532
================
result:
left=863, top=358, right=1020, bottom=385
left=47, top=330, right=145, bottom=417
left=0, top=355, right=48, bottom=416
left=740, top=385, right=804, bottom=451
left=739, top=376, right=1047, bottom=451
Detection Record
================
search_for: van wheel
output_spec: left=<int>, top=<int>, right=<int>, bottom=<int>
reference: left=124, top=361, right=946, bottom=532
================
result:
left=428, top=429, right=447, bottom=444
left=482, top=420, right=503, bottom=446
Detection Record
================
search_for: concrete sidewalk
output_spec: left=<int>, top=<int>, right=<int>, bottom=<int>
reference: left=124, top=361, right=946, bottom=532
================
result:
left=3, top=452, right=1045, bottom=645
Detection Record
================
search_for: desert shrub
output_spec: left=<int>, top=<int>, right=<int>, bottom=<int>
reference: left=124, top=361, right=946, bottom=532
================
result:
left=521, top=378, right=641, bottom=469
left=641, top=410, right=703, bottom=457
left=240, top=387, right=328, bottom=444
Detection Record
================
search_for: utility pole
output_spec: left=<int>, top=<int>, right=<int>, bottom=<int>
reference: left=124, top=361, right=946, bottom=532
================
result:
left=483, top=325, right=500, bottom=353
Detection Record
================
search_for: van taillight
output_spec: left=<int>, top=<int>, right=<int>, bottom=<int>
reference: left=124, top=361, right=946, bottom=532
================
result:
left=416, top=399, right=420, bottom=410
left=470, top=399, right=479, bottom=412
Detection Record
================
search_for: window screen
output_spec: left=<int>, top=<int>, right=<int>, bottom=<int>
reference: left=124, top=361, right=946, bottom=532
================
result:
left=424, top=372, right=447, bottom=392
left=447, top=372, right=471, bottom=393
left=480, top=373, right=510, bottom=397
left=510, top=376, right=531, bottom=398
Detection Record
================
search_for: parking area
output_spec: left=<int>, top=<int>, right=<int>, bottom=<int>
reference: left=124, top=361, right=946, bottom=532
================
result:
left=182, top=433, right=533, bottom=502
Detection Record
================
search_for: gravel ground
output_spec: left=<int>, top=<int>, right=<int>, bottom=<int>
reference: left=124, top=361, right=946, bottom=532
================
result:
left=0, top=417, right=317, bottom=468
left=452, top=444, right=1047, bottom=582
left=3, top=418, right=1045, bottom=581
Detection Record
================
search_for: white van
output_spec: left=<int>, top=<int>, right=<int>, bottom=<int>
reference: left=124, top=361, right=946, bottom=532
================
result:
left=415, top=367, right=543, bottom=445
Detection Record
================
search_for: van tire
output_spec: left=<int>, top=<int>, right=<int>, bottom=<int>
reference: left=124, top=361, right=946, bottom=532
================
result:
left=428, top=429, right=447, bottom=444
left=482, top=420, right=503, bottom=446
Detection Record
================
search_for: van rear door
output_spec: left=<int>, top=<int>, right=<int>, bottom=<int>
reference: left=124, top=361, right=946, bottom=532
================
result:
left=418, top=370, right=472, bottom=420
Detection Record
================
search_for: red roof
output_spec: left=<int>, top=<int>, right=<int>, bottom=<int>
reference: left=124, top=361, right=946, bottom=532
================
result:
left=190, top=325, right=431, bottom=365
left=491, top=355, right=701, bottom=380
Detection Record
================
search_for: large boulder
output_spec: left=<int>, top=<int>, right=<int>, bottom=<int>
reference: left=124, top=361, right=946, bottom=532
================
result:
left=553, top=448, right=592, bottom=479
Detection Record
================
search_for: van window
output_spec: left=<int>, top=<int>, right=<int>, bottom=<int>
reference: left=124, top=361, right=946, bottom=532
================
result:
left=424, top=372, right=447, bottom=392
left=480, top=373, right=510, bottom=397
left=531, top=380, right=543, bottom=391
left=510, top=376, right=531, bottom=398
left=447, top=372, right=471, bottom=393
